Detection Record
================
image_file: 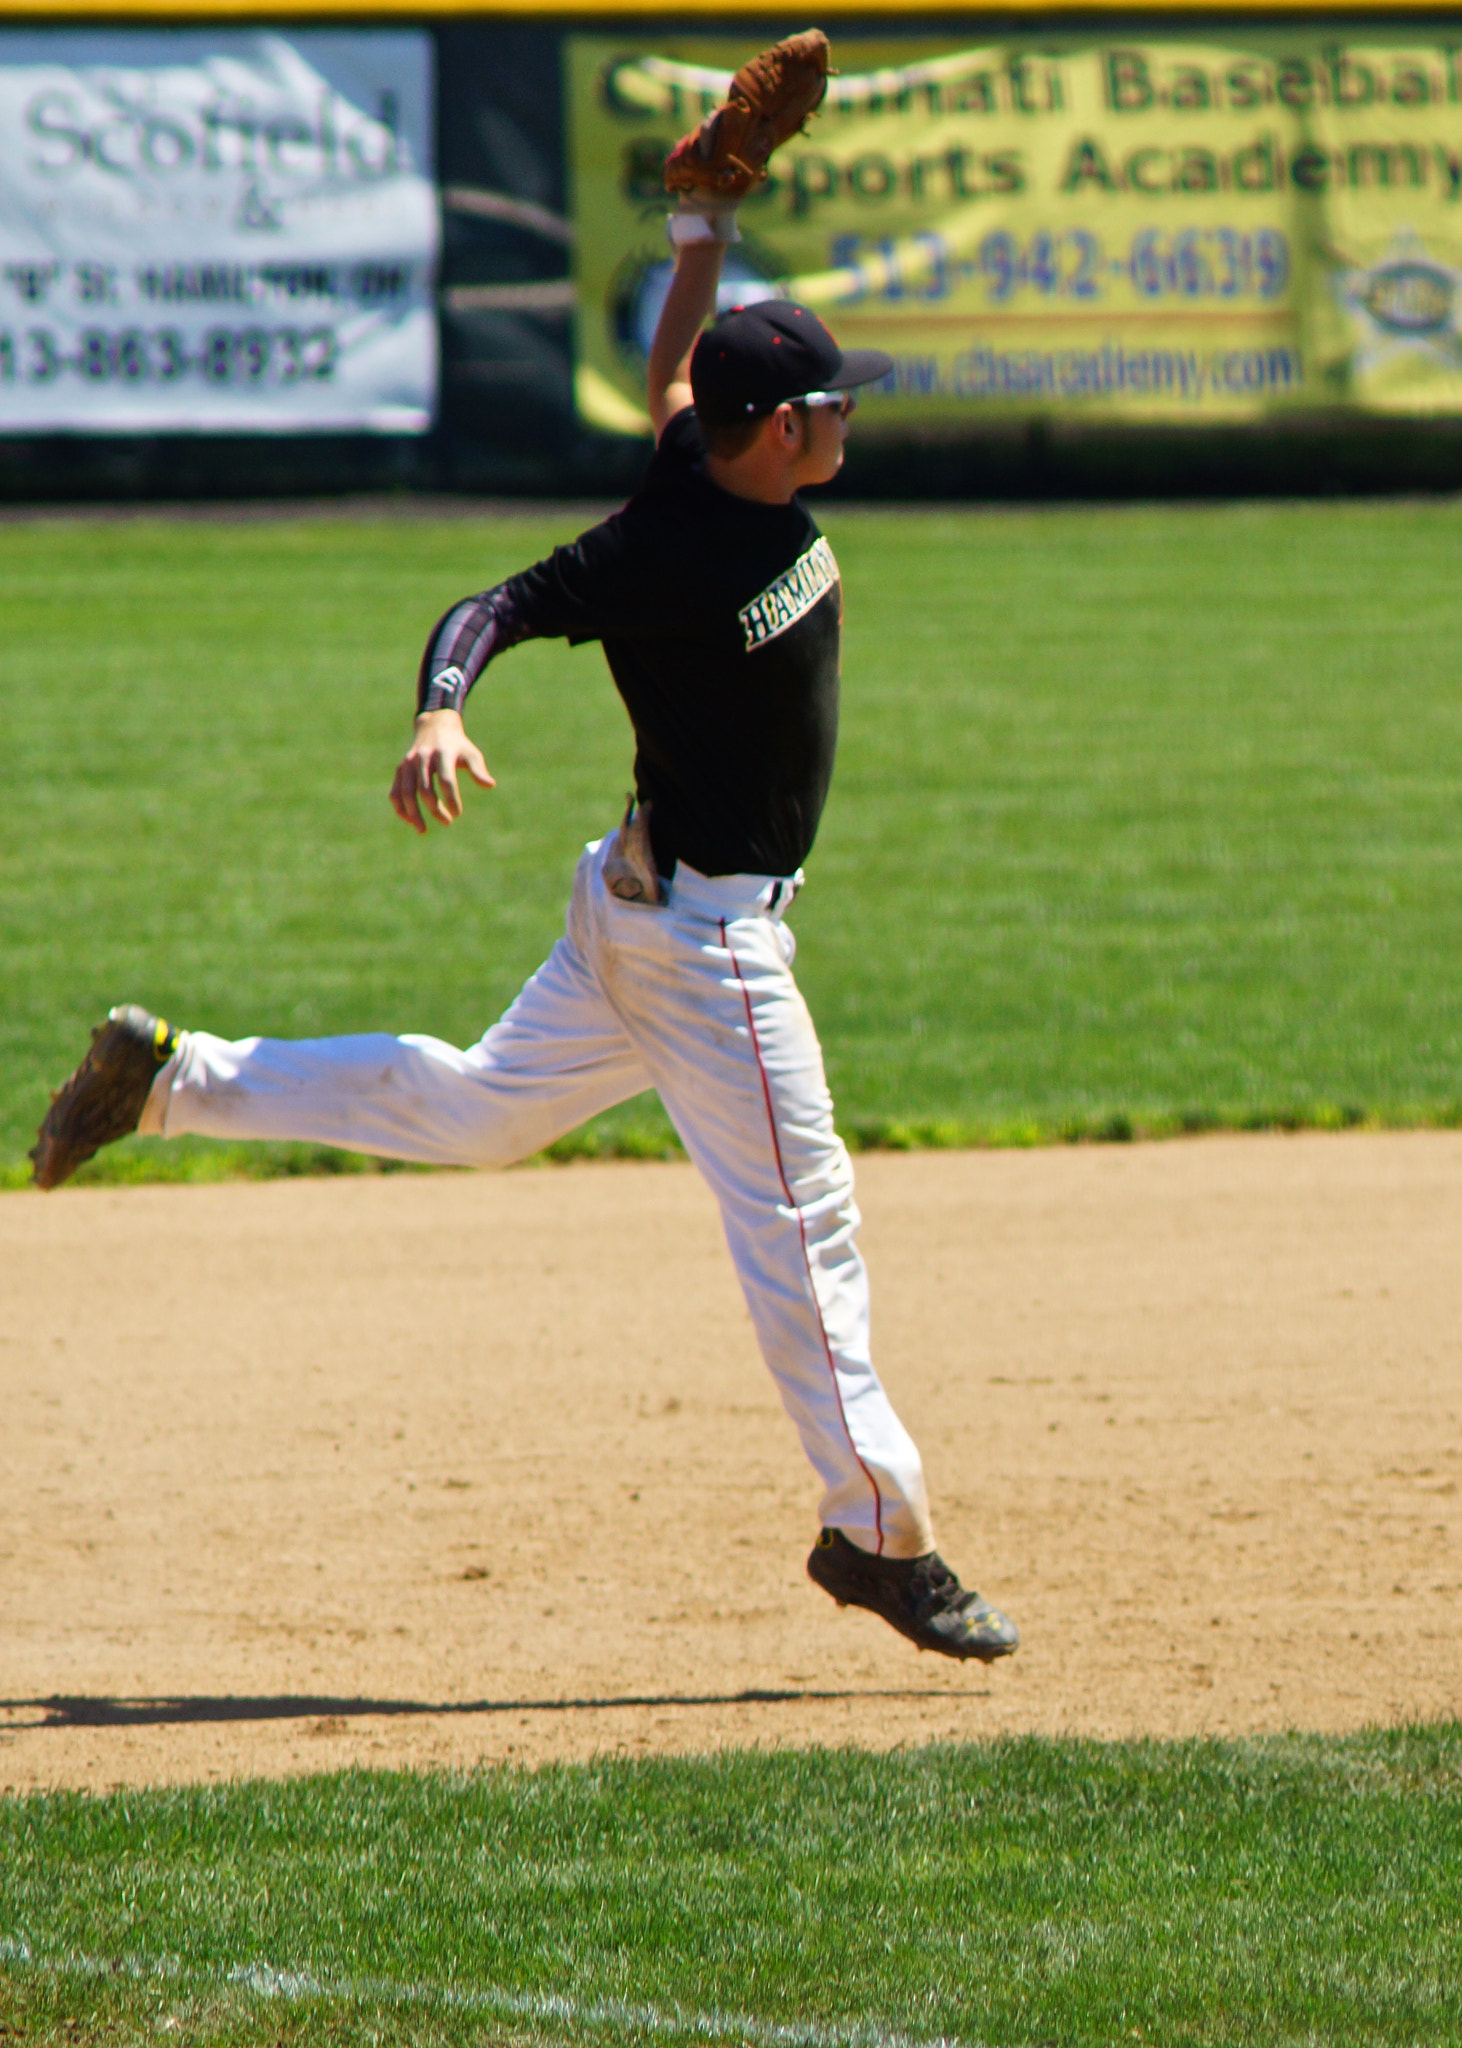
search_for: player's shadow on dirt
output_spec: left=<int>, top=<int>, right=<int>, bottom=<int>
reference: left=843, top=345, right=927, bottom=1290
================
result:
left=10, top=1685, right=983, bottom=1729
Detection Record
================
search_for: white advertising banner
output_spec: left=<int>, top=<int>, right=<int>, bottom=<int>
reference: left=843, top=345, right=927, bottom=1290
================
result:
left=0, top=30, right=437, bottom=433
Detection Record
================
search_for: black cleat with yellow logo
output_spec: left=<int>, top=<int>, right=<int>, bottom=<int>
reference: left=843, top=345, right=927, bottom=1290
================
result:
left=30, top=1005, right=180, bottom=1190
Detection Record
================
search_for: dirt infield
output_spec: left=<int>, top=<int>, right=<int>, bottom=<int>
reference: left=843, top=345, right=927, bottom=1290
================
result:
left=2, top=1131, right=1458, bottom=1793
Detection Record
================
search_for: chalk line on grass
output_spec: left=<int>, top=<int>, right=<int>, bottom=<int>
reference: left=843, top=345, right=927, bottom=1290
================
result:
left=0, top=1937, right=979, bottom=2048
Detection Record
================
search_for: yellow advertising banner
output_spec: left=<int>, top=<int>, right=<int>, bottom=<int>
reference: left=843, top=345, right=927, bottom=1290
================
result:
left=567, top=31, right=1462, bottom=432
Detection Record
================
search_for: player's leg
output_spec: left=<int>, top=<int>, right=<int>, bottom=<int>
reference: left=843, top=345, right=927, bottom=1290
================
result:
left=589, top=859, right=930, bottom=1555
left=587, top=854, right=1018, bottom=1661
left=33, top=845, right=652, bottom=1183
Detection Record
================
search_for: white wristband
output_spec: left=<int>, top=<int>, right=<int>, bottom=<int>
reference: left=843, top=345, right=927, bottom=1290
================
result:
left=667, top=209, right=741, bottom=247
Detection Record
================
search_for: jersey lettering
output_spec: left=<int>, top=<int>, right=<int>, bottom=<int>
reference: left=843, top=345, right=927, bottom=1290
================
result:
left=738, top=537, right=839, bottom=652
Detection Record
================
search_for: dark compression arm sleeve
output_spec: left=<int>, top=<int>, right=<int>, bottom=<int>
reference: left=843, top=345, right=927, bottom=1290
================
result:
left=414, top=514, right=652, bottom=716
left=415, top=584, right=528, bottom=716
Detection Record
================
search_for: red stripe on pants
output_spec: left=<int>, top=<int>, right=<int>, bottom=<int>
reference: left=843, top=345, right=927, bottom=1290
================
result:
left=720, top=918, right=885, bottom=1554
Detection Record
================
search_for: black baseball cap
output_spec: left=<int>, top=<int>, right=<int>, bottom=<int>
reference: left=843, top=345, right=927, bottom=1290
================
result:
left=690, top=300, right=892, bottom=424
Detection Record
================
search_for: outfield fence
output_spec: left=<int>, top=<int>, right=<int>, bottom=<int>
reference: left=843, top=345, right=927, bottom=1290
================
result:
left=6, top=9, right=1462, bottom=495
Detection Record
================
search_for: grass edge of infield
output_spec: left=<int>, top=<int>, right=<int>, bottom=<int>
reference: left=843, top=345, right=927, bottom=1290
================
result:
left=4, top=1097, right=1462, bottom=1191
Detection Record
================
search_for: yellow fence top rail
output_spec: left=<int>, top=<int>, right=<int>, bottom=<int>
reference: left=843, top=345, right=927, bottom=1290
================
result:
left=3, top=0, right=1461, bottom=17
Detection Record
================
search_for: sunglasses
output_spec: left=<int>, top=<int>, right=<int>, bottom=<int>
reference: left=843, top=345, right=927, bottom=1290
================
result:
left=796, top=390, right=857, bottom=418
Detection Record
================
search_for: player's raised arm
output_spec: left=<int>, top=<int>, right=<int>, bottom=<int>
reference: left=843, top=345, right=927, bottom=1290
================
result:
left=650, top=30, right=831, bottom=437
left=648, top=241, right=726, bottom=437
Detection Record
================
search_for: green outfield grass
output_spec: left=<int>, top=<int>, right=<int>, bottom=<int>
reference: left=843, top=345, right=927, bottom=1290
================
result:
left=4, top=499, right=1462, bottom=1180
left=3, top=1730, right=1460, bottom=2045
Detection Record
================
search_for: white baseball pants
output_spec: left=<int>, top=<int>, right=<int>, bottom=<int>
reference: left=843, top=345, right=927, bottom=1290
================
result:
left=141, top=834, right=934, bottom=1557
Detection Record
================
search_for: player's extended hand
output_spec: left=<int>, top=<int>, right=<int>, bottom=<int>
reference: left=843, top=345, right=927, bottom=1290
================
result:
left=390, top=709, right=495, bottom=834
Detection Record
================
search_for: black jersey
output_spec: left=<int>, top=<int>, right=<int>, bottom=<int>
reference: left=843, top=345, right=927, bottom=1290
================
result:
left=419, top=409, right=842, bottom=879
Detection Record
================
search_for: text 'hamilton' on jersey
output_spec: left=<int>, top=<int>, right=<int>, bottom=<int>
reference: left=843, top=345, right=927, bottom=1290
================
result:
left=739, top=537, right=840, bottom=652
left=463, top=407, right=845, bottom=881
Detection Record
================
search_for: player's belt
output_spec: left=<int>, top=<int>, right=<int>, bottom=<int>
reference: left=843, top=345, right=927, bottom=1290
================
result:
left=663, top=862, right=804, bottom=923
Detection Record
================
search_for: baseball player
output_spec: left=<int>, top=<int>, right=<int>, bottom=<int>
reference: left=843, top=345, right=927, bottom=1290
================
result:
left=31, top=35, right=1018, bottom=1665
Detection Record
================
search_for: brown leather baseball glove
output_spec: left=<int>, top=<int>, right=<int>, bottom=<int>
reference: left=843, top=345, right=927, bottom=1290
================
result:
left=663, top=30, right=831, bottom=201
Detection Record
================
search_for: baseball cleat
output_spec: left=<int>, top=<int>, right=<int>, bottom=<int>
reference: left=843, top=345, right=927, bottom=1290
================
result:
left=807, top=1526, right=1020, bottom=1663
left=30, top=1004, right=180, bottom=1190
